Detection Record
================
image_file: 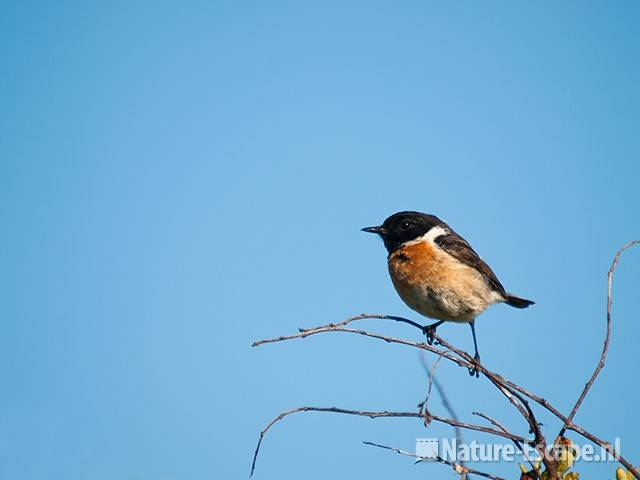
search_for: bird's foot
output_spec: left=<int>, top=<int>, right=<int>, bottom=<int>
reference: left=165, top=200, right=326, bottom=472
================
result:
left=468, top=353, right=481, bottom=378
left=422, top=322, right=441, bottom=346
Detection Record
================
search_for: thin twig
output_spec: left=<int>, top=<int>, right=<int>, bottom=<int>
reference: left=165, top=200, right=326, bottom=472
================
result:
left=419, top=353, right=466, bottom=471
left=254, top=317, right=475, bottom=370
left=557, top=241, right=639, bottom=438
left=363, top=441, right=507, bottom=480
left=418, top=355, right=442, bottom=425
left=249, top=405, right=533, bottom=477
left=566, top=421, right=638, bottom=478
left=473, top=411, right=541, bottom=478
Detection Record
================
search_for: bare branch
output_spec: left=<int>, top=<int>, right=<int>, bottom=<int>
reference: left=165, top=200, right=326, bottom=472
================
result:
left=363, top=441, right=507, bottom=480
left=252, top=314, right=638, bottom=477
left=249, top=405, right=534, bottom=477
left=566, top=421, right=639, bottom=479
left=254, top=314, right=559, bottom=472
left=253, top=315, right=562, bottom=422
left=253, top=317, right=475, bottom=370
left=558, top=241, right=639, bottom=438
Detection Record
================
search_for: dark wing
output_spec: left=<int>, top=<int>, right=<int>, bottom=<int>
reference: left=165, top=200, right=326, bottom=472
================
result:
left=435, top=230, right=507, bottom=298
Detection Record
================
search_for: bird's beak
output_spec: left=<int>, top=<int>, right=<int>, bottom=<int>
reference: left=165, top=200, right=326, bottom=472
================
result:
left=361, top=225, right=386, bottom=235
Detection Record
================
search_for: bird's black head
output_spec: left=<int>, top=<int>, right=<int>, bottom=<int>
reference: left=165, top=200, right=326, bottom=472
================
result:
left=361, top=211, right=445, bottom=254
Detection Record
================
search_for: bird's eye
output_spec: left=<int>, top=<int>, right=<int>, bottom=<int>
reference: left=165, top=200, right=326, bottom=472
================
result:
left=401, top=221, right=411, bottom=230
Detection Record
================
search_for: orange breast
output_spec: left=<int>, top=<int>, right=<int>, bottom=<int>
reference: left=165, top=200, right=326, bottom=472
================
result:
left=387, top=241, right=497, bottom=322
left=388, top=241, right=454, bottom=290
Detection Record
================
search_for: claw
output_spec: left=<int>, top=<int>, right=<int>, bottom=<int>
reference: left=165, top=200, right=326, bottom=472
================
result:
left=423, top=325, right=436, bottom=345
left=468, top=353, right=481, bottom=378
left=422, top=320, right=444, bottom=346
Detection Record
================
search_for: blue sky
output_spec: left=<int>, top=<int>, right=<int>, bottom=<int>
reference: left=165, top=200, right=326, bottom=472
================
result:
left=1, top=1, right=639, bottom=479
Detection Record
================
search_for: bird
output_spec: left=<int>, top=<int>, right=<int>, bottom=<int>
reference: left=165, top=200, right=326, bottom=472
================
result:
left=362, top=211, right=534, bottom=376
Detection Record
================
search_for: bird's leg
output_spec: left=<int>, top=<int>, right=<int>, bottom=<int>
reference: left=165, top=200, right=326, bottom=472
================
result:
left=468, top=320, right=480, bottom=378
left=422, top=320, right=444, bottom=345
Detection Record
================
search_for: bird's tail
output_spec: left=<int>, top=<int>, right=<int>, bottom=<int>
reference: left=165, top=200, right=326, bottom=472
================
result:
left=505, top=294, right=535, bottom=309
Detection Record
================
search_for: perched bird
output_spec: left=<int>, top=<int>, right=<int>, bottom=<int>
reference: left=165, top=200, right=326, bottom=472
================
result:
left=362, top=211, right=534, bottom=376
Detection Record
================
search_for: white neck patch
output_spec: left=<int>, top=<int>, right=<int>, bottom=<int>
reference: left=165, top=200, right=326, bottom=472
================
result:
left=404, top=226, right=448, bottom=246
